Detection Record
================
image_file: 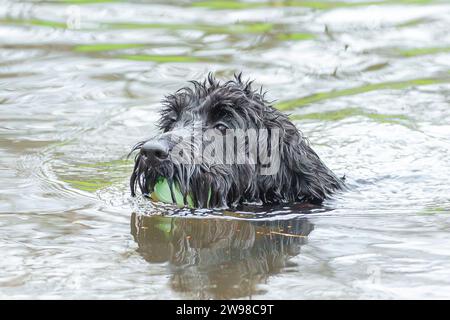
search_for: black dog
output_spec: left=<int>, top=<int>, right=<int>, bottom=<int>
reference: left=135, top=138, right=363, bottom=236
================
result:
left=130, top=74, right=343, bottom=208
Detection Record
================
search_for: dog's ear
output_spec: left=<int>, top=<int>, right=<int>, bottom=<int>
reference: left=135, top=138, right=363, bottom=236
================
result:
left=260, top=111, right=343, bottom=204
left=281, top=130, right=343, bottom=203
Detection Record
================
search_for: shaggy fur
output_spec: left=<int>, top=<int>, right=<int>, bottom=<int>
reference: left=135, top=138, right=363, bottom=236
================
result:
left=130, top=73, right=343, bottom=208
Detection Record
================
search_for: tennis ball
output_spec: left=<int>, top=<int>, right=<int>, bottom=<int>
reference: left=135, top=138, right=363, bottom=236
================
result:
left=150, top=178, right=213, bottom=208
left=150, top=178, right=194, bottom=207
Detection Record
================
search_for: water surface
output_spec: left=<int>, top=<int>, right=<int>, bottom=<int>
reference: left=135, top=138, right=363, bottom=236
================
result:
left=1, top=0, right=450, bottom=299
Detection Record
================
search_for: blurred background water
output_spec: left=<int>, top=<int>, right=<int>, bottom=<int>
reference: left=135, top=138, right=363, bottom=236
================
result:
left=0, top=0, right=449, bottom=299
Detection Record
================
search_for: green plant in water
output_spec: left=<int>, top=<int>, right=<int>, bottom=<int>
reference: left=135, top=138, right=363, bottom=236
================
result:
left=63, top=179, right=114, bottom=192
left=397, top=47, right=450, bottom=57
left=276, top=77, right=450, bottom=110
left=290, top=107, right=413, bottom=127
left=277, top=33, right=315, bottom=41
left=74, top=43, right=147, bottom=52
left=118, top=54, right=202, bottom=63
left=104, top=21, right=273, bottom=34
left=191, top=0, right=437, bottom=11
left=63, top=159, right=133, bottom=192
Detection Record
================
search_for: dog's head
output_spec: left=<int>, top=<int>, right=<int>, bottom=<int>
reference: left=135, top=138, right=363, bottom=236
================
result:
left=130, top=73, right=343, bottom=208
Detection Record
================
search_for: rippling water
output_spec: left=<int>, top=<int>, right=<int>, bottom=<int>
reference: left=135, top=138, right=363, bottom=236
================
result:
left=1, top=0, right=450, bottom=299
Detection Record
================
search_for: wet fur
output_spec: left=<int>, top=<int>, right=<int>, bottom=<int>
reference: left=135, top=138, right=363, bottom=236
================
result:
left=130, top=73, right=343, bottom=208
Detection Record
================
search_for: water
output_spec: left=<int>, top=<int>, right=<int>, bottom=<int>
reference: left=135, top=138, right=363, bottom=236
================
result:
left=1, top=0, right=450, bottom=299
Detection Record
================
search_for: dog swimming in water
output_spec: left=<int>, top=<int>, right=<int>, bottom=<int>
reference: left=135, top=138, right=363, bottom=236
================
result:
left=130, top=73, right=343, bottom=208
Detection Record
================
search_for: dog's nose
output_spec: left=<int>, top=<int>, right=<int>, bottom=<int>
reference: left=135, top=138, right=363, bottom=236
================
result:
left=140, top=140, right=169, bottom=162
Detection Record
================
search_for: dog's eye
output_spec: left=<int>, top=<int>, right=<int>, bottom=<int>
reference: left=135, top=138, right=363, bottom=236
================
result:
left=214, top=123, right=229, bottom=134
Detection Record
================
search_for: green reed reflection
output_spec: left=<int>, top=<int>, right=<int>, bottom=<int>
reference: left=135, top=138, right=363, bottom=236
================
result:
left=290, top=107, right=414, bottom=127
left=276, top=77, right=450, bottom=110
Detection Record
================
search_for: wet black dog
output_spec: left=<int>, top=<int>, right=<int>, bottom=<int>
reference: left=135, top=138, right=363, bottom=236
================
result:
left=130, top=74, right=343, bottom=208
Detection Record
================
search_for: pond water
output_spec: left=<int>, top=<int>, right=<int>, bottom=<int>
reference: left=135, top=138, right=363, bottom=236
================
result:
left=1, top=0, right=450, bottom=299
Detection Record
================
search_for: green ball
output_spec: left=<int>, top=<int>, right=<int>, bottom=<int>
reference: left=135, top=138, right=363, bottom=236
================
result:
left=150, top=179, right=194, bottom=207
left=150, top=178, right=212, bottom=208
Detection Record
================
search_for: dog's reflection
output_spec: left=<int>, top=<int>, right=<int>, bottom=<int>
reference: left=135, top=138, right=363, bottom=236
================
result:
left=131, top=213, right=313, bottom=299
